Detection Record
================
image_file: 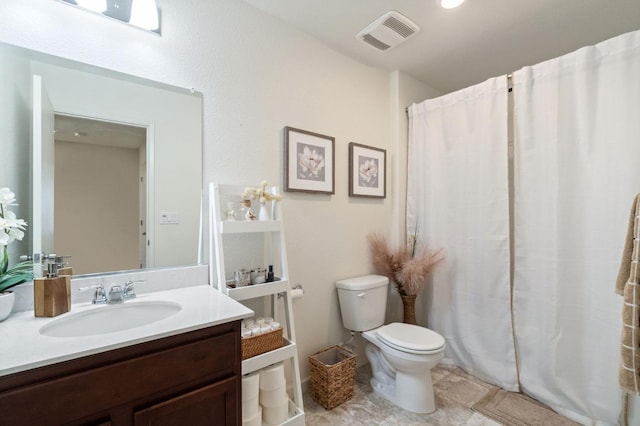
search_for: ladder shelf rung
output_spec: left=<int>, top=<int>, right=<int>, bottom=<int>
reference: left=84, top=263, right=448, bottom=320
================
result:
left=241, top=338, right=297, bottom=374
left=226, top=279, right=290, bottom=301
left=220, top=220, right=282, bottom=234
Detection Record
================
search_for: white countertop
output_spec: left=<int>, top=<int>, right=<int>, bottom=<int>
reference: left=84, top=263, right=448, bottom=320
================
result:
left=0, top=285, right=253, bottom=377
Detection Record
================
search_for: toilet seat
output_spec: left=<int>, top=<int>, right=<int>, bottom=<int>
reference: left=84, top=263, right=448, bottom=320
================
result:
left=376, top=323, right=445, bottom=355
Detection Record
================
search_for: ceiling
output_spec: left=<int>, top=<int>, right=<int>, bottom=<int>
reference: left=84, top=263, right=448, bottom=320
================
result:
left=55, top=115, right=145, bottom=150
left=241, top=0, right=640, bottom=93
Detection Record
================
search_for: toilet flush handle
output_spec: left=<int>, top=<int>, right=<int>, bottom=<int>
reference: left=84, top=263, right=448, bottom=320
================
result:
left=357, top=292, right=366, bottom=297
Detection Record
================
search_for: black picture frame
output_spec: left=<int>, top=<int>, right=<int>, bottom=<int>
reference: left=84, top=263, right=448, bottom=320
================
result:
left=284, top=126, right=335, bottom=194
left=348, top=142, right=386, bottom=198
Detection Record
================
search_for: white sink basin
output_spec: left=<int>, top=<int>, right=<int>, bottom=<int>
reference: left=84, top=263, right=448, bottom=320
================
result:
left=39, top=301, right=182, bottom=338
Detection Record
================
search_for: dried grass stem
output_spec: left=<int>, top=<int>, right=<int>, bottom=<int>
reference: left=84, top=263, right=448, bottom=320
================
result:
left=368, top=233, right=444, bottom=296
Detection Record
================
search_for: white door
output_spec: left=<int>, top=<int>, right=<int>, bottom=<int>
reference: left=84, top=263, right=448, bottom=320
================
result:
left=31, top=74, right=55, bottom=277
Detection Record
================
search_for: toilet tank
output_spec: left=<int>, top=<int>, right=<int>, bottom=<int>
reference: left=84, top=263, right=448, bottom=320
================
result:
left=336, top=275, right=389, bottom=331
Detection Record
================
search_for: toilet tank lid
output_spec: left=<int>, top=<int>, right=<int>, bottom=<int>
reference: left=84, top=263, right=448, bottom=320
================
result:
left=336, top=275, right=389, bottom=290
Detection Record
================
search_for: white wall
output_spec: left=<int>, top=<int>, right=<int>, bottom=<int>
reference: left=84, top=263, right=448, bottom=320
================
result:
left=0, top=0, right=393, bottom=381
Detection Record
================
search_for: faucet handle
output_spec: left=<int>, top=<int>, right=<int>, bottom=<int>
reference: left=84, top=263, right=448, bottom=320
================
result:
left=123, top=280, right=143, bottom=300
left=79, top=284, right=107, bottom=304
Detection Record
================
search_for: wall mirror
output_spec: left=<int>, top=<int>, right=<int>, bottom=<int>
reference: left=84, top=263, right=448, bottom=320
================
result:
left=0, top=41, right=203, bottom=277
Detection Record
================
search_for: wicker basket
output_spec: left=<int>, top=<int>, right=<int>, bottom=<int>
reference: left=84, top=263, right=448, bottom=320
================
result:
left=241, top=328, right=283, bottom=360
left=308, top=345, right=357, bottom=410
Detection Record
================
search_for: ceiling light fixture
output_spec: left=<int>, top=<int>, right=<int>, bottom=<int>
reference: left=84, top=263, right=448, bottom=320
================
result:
left=129, top=0, right=160, bottom=31
left=60, top=0, right=161, bottom=34
left=74, top=0, right=107, bottom=13
left=441, top=0, right=465, bottom=9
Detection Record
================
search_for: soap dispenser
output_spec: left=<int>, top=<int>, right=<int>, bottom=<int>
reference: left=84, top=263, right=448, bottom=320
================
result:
left=34, top=262, right=71, bottom=317
left=266, top=265, right=275, bottom=282
left=55, top=255, right=73, bottom=308
left=55, top=255, right=73, bottom=277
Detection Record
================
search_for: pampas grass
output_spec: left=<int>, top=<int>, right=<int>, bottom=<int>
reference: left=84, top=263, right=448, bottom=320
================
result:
left=368, top=233, right=444, bottom=296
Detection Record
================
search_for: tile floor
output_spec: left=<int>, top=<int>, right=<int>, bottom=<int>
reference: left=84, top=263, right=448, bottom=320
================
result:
left=303, top=364, right=504, bottom=425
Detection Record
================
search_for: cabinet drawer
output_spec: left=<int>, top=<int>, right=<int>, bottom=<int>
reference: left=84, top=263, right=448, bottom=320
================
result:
left=134, top=377, right=237, bottom=426
left=0, top=331, right=238, bottom=425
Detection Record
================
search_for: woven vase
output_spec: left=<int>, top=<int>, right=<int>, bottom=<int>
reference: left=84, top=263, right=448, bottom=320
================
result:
left=400, top=294, right=417, bottom=325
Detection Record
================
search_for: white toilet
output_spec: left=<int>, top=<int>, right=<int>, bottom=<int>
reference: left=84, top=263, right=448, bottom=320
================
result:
left=336, top=274, right=445, bottom=414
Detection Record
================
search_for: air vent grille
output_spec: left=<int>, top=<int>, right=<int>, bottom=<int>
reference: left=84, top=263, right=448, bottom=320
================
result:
left=383, top=16, right=416, bottom=38
left=356, top=11, right=420, bottom=52
left=361, top=34, right=391, bottom=51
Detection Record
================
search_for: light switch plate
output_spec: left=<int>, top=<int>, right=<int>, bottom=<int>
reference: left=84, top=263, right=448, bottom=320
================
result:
left=160, top=212, right=179, bottom=224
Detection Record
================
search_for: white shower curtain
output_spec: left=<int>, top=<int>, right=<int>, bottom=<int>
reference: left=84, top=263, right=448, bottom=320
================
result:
left=407, top=76, right=519, bottom=391
left=513, top=30, right=640, bottom=424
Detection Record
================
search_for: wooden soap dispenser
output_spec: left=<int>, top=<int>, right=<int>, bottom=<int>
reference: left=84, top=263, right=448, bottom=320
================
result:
left=56, top=255, right=73, bottom=277
left=34, top=261, right=71, bottom=317
left=55, top=255, right=73, bottom=309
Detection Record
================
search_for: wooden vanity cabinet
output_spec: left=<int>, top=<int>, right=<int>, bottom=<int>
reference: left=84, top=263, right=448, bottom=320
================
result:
left=0, top=321, right=241, bottom=426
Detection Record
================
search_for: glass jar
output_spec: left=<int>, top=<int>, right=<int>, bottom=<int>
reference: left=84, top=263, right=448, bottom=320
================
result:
left=234, top=269, right=251, bottom=287
left=251, top=267, right=266, bottom=284
left=225, top=202, right=236, bottom=221
left=239, top=199, right=256, bottom=221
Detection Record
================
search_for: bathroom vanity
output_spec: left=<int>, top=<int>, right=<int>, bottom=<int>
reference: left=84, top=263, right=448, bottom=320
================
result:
left=0, top=285, right=252, bottom=425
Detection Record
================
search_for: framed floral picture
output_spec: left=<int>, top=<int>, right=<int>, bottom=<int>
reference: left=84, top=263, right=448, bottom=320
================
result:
left=348, top=142, right=386, bottom=198
left=284, top=126, right=335, bottom=194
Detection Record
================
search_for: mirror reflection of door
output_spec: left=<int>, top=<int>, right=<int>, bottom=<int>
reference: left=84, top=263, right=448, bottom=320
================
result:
left=53, top=115, right=147, bottom=275
left=31, top=74, right=55, bottom=277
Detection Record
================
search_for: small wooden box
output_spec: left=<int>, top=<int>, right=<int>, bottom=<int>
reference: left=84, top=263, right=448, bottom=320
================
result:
left=34, top=276, right=71, bottom=317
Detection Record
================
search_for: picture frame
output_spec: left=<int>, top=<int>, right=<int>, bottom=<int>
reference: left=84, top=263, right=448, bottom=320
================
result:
left=284, top=126, right=335, bottom=194
left=348, top=142, right=386, bottom=198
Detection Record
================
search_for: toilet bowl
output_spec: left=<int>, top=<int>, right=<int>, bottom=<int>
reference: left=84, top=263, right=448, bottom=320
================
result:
left=335, top=275, right=446, bottom=414
left=363, top=322, right=445, bottom=413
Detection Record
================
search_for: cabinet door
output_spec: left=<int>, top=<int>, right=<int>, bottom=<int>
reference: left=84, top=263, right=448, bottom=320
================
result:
left=133, top=377, right=238, bottom=426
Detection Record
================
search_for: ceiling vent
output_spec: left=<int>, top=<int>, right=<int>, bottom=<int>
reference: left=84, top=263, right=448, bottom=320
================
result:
left=356, top=11, right=420, bottom=52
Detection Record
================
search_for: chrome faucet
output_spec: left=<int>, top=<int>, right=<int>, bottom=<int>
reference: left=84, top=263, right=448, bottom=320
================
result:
left=80, top=280, right=144, bottom=304
left=107, top=285, right=124, bottom=304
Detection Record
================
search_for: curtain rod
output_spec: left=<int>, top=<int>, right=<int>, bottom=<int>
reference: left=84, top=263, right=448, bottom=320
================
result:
left=405, top=74, right=514, bottom=114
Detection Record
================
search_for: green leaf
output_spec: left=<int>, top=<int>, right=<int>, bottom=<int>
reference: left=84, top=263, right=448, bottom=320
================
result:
left=6, top=261, right=32, bottom=274
left=0, top=273, right=33, bottom=292
left=0, top=247, right=8, bottom=276
left=0, top=259, right=34, bottom=293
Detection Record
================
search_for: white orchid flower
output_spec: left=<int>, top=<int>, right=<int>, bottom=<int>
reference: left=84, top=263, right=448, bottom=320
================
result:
left=2, top=211, right=27, bottom=230
left=0, top=188, right=28, bottom=247
left=0, top=188, right=16, bottom=207
left=0, top=232, right=9, bottom=246
left=6, top=228, right=24, bottom=244
left=0, top=188, right=33, bottom=291
left=0, top=210, right=26, bottom=246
